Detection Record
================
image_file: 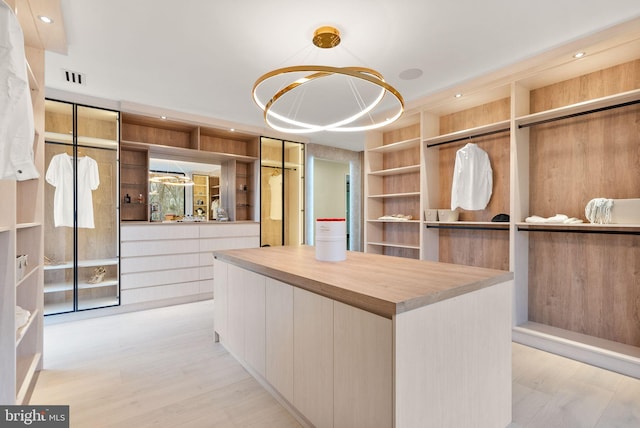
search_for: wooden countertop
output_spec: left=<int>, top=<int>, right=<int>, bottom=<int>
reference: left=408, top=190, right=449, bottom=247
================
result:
left=213, top=246, right=513, bottom=319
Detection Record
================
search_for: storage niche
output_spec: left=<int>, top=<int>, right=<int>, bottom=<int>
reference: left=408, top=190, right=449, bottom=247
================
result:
left=365, top=118, right=421, bottom=259
left=525, top=61, right=640, bottom=347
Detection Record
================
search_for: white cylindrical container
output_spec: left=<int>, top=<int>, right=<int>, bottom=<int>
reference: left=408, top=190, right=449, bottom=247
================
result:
left=315, top=218, right=346, bottom=262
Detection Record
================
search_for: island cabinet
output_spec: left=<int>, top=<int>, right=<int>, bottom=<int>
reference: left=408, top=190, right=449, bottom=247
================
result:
left=213, top=246, right=514, bottom=428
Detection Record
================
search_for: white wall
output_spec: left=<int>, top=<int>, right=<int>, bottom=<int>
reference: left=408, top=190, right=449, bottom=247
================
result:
left=313, top=158, right=349, bottom=238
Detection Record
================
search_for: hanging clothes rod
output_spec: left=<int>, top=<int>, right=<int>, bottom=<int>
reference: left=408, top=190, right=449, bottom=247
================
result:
left=261, top=164, right=297, bottom=171
left=426, top=127, right=510, bottom=148
left=518, top=99, right=640, bottom=128
left=45, top=140, right=117, bottom=152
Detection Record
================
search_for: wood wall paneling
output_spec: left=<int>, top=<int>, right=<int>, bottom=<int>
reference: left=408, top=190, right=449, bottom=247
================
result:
left=529, top=59, right=640, bottom=113
left=528, top=232, right=640, bottom=347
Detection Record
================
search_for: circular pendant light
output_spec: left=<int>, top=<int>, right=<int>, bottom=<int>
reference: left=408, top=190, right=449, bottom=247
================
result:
left=252, top=26, right=404, bottom=134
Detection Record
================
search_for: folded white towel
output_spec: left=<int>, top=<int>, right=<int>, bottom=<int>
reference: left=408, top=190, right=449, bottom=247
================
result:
left=525, top=214, right=583, bottom=224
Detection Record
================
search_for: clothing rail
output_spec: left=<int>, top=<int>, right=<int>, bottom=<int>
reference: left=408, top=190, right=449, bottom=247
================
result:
left=45, top=140, right=117, bottom=152
left=426, top=127, right=510, bottom=148
left=518, top=99, right=640, bottom=129
left=261, top=164, right=297, bottom=171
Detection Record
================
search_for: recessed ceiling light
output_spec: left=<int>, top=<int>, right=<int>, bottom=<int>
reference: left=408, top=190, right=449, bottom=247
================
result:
left=38, top=15, right=53, bottom=24
left=454, top=93, right=462, bottom=98
left=573, top=52, right=586, bottom=59
left=160, top=116, right=167, bottom=120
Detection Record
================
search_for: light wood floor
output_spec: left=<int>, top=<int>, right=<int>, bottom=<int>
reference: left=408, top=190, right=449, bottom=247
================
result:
left=30, top=300, right=640, bottom=428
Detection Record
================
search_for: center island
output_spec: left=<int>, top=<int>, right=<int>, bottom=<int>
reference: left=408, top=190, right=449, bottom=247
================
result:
left=213, top=245, right=514, bottom=428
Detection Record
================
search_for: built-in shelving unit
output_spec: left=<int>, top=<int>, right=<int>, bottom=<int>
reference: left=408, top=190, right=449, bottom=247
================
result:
left=120, top=113, right=260, bottom=222
left=365, top=18, right=640, bottom=377
left=364, top=116, right=422, bottom=259
left=0, top=0, right=57, bottom=404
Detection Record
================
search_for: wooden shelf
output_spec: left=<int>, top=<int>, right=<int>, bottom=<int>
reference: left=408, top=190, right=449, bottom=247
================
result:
left=515, top=88, right=640, bottom=128
left=15, top=309, right=39, bottom=347
left=369, top=137, right=420, bottom=153
left=425, top=221, right=510, bottom=230
left=44, top=279, right=119, bottom=293
left=367, top=241, right=421, bottom=250
left=16, top=222, right=41, bottom=230
left=44, top=258, right=119, bottom=271
left=368, top=219, right=420, bottom=224
left=516, top=222, right=640, bottom=234
left=368, top=165, right=420, bottom=176
left=16, top=265, right=40, bottom=288
left=44, top=132, right=118, bottom=149
left=424, top=120, right=510, bottom=148
left=15, top=352, right=42, bottom=405
left=368, top=192, right=420, bottom=199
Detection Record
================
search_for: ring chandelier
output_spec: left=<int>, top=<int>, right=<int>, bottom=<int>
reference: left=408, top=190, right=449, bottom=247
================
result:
left=252, top=26, right=404, bottom=134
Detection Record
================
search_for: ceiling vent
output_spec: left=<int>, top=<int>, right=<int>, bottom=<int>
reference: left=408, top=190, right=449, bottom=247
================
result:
left=63, top=69, right=86, bottom=85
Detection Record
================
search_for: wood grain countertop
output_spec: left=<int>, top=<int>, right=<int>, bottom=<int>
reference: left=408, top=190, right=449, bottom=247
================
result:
left=213, top=246, right=513, bottom=319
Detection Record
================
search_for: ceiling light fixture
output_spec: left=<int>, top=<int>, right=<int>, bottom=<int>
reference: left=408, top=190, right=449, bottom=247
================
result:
left=573, top=52, right=586, bottom=58
left=38, top=15, right=53, bottom=24
left=252, top=26, right=404, bottom=134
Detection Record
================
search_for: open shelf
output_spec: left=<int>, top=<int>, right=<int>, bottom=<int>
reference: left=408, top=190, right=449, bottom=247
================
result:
left=367, top=241, right=421, bottom=250
left=516, top=222, right=640, bottom=235
left=368, top=192, right=420, bottom=199
left=368, top=165, right=420, bottom=176
left=44, top=258, right=119, bottom=271
left=424, top=120, right=510, bottom=148
left=15, top=309, right=39, bottom=347
left=426, top=221, right=510, bottom=230
left=515, top=88, right=640, bottom=128
left=369, top=136, right=420, bottom=153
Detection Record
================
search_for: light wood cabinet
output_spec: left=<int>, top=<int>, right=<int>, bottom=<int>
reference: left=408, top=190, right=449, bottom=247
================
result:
left=120, top=144, right=149, bottom=221
left=214, top=247, right=513, bottom=428
left=119, top=113, right=259, bottom=222
left=293, top=288, right=334, bottom=428
left=364, top=18, right=640, bottom=377
left=120, top=222, right=259, bottom=309
left=265, top=278, right=294, bottom=403
left=364, top=119, right=421, bottom=259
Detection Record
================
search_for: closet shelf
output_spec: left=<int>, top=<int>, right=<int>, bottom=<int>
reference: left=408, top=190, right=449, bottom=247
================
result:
left=516, top=222, right=640, bottom=235
left=15, top=309, right=39, bottom=347
left=368, top=192, right=420, bottom=199
left=15, top=352, right=42, bottom=405
left=45, top=132, right=118, bottom=149
left=367, top=241, right=421, bottom=250
left=16, top=222, right=41, bottom=230
left=425, top=221, right=510, bottom=231
left=121, top=139, right=258, bottom=162
left=368, top=219, right=420, bottom=224
left=368, top=165, right=420, bottom=176
left=516, top=88, right=640, bottom=128
left=44, top=279, right=119, bottom=293
left=44, top=258, right=119, bottom=271
left=369, top=137, right=420, bottom=153
left=424, top=120, right=510, bottom=148
left=16, top=266, right=39, bottom=288
left=0, top=226, right=10, bottom=233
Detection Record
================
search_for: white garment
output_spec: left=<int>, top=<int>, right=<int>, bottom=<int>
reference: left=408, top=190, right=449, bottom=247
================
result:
left=451, top=143, right=492, bottom=211
left=0, top=3, right=39, bottom=181
left=269, top=173, right=282, bottom=220
left=46, top=154, right=100, bottom=228
left=584, top=198, right=613, bottom=224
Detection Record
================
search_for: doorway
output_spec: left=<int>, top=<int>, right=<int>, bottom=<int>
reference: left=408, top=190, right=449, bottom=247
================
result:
left=312, top=158, right=350, bottom=248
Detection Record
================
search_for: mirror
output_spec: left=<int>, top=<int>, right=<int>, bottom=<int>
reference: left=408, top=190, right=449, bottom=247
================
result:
left=149, top=158, right=221, bottom=221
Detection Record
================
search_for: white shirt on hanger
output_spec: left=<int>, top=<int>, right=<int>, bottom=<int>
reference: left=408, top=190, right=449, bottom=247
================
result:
left=46, top=153, right=100, bottom=228
left=451, top=143, right=493, bottom=211
left=268, top=172, right=282, bottom=220
left=0, top=3, right=39, bottom=181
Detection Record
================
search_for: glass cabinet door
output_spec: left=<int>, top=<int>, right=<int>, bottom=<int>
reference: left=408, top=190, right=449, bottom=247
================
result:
left=76, top=105, right=119, bottom=311
left=43, top=100, right=75, bottom=314
left=260, top=137, right=304, bottom=246
left=43, top=101, right=120, bottom=315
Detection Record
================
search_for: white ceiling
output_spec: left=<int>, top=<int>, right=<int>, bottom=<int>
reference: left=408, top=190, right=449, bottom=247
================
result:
left=44, top=0, right=640, bottom=151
